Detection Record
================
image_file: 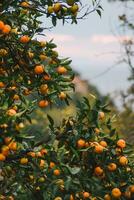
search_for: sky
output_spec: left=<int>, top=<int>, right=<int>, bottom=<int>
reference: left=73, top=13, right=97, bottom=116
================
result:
left=41, top=0, right=131, bottom=107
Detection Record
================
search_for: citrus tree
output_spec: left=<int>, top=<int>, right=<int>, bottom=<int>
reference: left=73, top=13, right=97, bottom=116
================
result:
left=0, top=0, right=134, bottom=200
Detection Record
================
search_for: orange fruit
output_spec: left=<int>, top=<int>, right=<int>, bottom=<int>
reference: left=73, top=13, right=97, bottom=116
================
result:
left=83, top=192, right=90, bottom=198
left=8, top=142, right=17, bottom=151
left=0, top=21, right=4, bottom=30
left=98, top=111, right=105, bottom=120
left=36, top=152, right=42, bottom=157
left=58, top=92, right=66, bottom=100
left=4, top=137, right=12, bottom=145
left=43, top=74, right=51, bottom=81
left=47, top=6, right=54, bottom=14
left=40, top=159, right=45, bottom=167
left=40, top=148, right=47, bottom=155
left=40, top=41, right=46, bottom=47
left=39, top=54, right=47, bottom=61
left=50, top=162, right=55, bottom=168
left=111, top=188, right=121, bottom=198
left=94, top=166, right=103, bottom=176
left=94, top=144, right=104, bottom=154
left=115, top=147, right=122, bottom=156
left=2, top=24, right=11, bottom=34
left=20, top=35, right=30, bottom=43
left=0, top=49, right=8, bottom=56
left=77, top=139, right=86, bottom=148
left=7, top=109, right=16, bottom=116
left=70, top=4, right=79, bottom=13
left=23, top=88, right=31, bottom=96
left=104, top=194, right=111, bottom=200
left=28, top=52, right=34, bottom=58
left=53, top=169, right=60, bottom=176
left=39, top=84, right=48, bottom=94
left=20, top=1, right=30, bottom=7
left=94, top=128, right=100, bottom=134
left=1, top=146, right=9, bottom=156
left=124, top=190, right=131, bottom=198
left=27, top=151, right=36, bottom=157
left=20, top=157, right=28, bottom=164
left=34, top=65, right=44, bottom=74
left=0, top=82, right=5, bottom=88
left=107, top=163, right=117, bottom=172
left=53, top=3, right=62, bottom=13
left=13, top=94, right=20, bottom=101
left=70, top=195, right=74, bottom=200
left=38, top=100, right=49, bottom=108
left=57, top=66, right=67, bottom=74
left=119, top=156, right=128, bottom=166
left=0, top=153, right=6, bottom=161
left=130, top=185, right=134, bottom=193
left=117, top=139, right=126, bottom=149
left=99, top=141, right=107, bottom=147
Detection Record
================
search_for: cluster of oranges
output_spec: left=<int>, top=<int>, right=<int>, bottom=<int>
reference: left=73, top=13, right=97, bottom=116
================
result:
left=0, top=137, right=17, bottom=161
left=47, top=2, right=79, bottom=16
left=0, top=20, right=11, bottom=35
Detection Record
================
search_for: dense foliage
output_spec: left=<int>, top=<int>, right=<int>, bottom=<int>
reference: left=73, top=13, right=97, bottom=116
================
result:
left=0, top=0, right=134, bottom=200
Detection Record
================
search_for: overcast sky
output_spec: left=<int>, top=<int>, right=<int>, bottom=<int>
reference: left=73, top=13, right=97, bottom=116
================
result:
left=41, top=0, right=131, bottom=107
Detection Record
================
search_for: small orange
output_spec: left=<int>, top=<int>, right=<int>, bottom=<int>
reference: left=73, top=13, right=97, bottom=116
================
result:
left=124, top=190, right=131, bottom=198
left=28, top=52, right=34, bottom=58
left=39, top=84, right=48, bottom=94
left=39, top=54, right=47, bottom=61
left=2, top=24, right=11, bottom=34
left=38, top=100, right=49, bottom=108
left=104, top=194, right=111, bottom=200
left=0, top=153, right=6, bottom=161
left=99, top=141, right=107, bottom=147
left=50, top=161, right=55, bottom=168
left=53, top=169, right=60, bottom=176
left=36, top=152, right=42, bottom=157
left=119, top=156, right=128, bottom=166
left=107, top=163, right=117, bottom=172
left=70, top=4, right=79, bottom=13
left=20, top=35, right=30, bottom=43
left=47, top=6, right=54, bottom=14
left=98, top=111, right=105, bottom=120
left=111, top=188, right=121, bottom=198
left=1, top=145, right=9, bottom=156
left=8, top=142, right=17, bottom=151
left=57, top=66, right=67, bottom=74
left=130, top=185, right=134, bottom=193
left=20, top=157, right=28, bottom=164
left=70, top=194, right=74, bottom=200
left=34, top=65, right=44, bottom=74
left=83, top=192, right=90, bottom=198
left=27, top=151, right=36, bottom=157
left=4, top=137, right=12, bottom=145
left=43, top=74, right=51, bottom=81
left=117, top=139, right=126, bottom=149
left=53, top=3, right=62, bottom=13
left=94, top=144, right=104, bottom=154
left=94, top=166, right=103, bottom=176
left=94, top=128, right=100, bottom=134
left=7, top=109, right=16, bottom=116
left=58, top=92, right=66, bottom=100
left=40, top=148, right=48, bottom=155
left=0, top=82, right=5, bottom=88
left=0, top=21, right=4, bottom=30
left=40, top=159, right=45, bottom=167
left=13, top=94, right=20, bottom=101
left=20, top=1, right=30, bottom=7
left=77, top=139, right=86, bottom=148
